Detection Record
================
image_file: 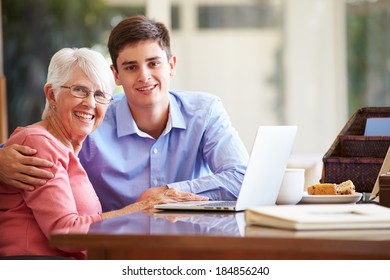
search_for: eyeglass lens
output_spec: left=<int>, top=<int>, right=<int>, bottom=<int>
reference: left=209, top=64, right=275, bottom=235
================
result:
left=70, top=85, right=112, bottom=104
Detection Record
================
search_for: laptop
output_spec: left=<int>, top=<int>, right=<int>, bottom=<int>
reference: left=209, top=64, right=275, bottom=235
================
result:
left=154, top=125, right=298, bottom=212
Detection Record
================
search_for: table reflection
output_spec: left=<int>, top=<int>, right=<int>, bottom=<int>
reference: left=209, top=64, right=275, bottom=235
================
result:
left=89, top=211, right=245, bottom=237
left=50, top=210, right=390, bottom=260
left=54, top=209, right=390, bottom=242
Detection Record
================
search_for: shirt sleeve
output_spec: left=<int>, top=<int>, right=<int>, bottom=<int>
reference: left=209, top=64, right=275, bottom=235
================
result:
left=168, top=97, right=249, bottom=201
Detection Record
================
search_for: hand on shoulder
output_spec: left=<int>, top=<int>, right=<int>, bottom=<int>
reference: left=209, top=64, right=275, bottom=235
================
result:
left=0, top=144, right=54, bottom=190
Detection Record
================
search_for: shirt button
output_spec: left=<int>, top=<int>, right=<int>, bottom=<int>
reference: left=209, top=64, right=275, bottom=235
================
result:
left=153, top=148, right=158, bottom=154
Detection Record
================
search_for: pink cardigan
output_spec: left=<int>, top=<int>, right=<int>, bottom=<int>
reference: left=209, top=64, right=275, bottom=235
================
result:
left=0, top=125, right=103, bottom=259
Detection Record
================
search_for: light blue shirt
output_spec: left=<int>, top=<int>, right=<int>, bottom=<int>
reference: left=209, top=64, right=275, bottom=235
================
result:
left=79, top=90, right=249, bottom=211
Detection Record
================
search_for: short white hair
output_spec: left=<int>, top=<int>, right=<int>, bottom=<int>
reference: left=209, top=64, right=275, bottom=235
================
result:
left=41, top=47, right=115, bottom=119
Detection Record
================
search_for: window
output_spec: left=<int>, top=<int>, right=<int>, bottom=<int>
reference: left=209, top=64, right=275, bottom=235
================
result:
left=197, top=4, right=280, bottom=29
left=346, top=0, right=390, bottom=114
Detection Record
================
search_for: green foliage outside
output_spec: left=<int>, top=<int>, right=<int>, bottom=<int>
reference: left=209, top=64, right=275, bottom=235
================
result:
left=346, top=2, right=390, bottom=115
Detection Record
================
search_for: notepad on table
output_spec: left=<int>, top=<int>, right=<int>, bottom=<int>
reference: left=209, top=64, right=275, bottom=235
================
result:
left=245, top=204, right=390, bottom=231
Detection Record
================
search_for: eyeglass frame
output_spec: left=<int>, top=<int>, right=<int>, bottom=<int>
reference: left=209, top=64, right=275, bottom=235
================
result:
left=60, top=85, right=113, bottom=104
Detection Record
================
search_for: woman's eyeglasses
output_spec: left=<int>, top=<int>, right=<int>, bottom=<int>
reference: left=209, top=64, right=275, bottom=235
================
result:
left=61, top=85, right=113, bottom=104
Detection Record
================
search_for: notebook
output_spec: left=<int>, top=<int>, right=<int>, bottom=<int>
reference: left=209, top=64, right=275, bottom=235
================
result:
left=245, top=204, right=390, bottom=230
left=154, top=125, right=298, bottom=212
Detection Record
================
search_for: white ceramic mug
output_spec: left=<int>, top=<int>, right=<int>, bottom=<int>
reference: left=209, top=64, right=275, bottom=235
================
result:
left=276, top=168, right=305, bottom=205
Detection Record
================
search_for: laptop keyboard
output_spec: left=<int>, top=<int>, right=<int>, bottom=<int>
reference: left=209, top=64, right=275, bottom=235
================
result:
left=197, top=201, right=236, bottom=207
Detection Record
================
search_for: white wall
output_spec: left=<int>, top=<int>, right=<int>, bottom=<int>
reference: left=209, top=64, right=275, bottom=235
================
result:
left=171, top=30, right=282, bottom=151
left=284, top=0, right=348, bottom=155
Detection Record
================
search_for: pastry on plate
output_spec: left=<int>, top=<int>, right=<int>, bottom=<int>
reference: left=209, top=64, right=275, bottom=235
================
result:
left=307, top=183, right=337, bottom=195
left=307, top=180, right=356, bottom=195
left=336, top=180, right=356, bottom=195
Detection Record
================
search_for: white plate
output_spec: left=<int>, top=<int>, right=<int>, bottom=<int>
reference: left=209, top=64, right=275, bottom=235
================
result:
left=300, top=192, right=363, bottom=204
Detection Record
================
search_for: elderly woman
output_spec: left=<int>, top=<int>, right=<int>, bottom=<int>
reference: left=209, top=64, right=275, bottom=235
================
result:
left=0, top=48, right=206, bottom=259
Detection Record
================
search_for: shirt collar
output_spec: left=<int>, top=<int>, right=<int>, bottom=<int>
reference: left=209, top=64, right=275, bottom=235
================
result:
left=116, top=92, right=186, bottom=138
left=169, top=92, right=186, bottom=130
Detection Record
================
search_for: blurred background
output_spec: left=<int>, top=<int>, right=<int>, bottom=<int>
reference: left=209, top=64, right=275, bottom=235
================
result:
left=1, top=0, right=390, bottom=186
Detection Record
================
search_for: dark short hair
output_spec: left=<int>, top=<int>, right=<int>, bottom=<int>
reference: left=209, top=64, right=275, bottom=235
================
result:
left=108, top=15, right=172, bottom=71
